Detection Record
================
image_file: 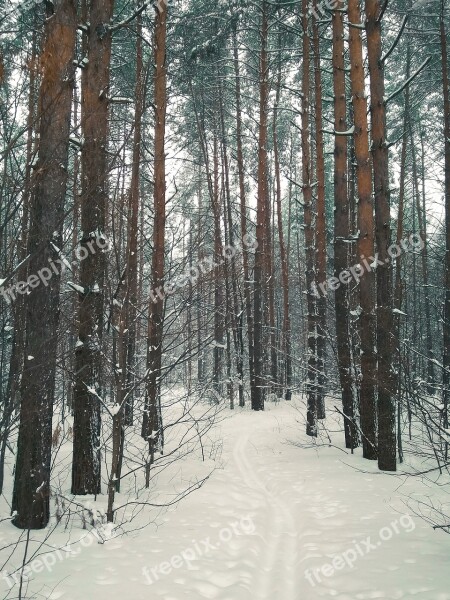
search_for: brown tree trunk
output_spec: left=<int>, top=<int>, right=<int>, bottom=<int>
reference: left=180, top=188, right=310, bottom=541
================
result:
left=264, top=159, right=277, bottom=396
left=252, top=0, right=269, bottom=411
left=409, top=120, right=434, bottom=392
left=196, top=168, right=205, bottom=384
left=419, top=123, right=434, bottom=393
left=211, top=130, right=225, bottom=398
left=365, top=0, right=396, bottom=471
left=6, top=25, right=38, bottom=420
left=232, top=23, right=253, bottom=406
left=219, top=90, right=243, bottom=406
left=441, top=6, right=450, bottom=442
left=312, top=2, right=326, bottom=418
left=273, top=56, right=292, bottom=401
left=142, top=1, right=167, bottom=472
left=13, top=0, right=77, bottom=528
left=124, top=10, right=144, bottom=425
left=332, top=4, right=357, bottom=448
left=348, top=0, right=377, bottom=459
left=72, top=0, right=115, bottom=494
left=394, top=59, right=408, bottom=463
left=302, top=0, right=317, bottom=436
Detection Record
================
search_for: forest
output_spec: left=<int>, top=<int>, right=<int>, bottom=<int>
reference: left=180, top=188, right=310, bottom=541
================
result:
left=0, top=0, right=449, bottom=597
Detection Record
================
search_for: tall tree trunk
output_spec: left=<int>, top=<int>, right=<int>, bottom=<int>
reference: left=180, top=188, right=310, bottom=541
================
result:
left=409, top=120, right=434, bottom=392
left=232, top=23, right=253, bottom=407
left=441, top=4, right=450, bottom=443
left=365, top=0, right=396, bottom=471
left=302, top=0, right=317, bottom=436
left=142, top=1, right=167, bottom=472
left=72, top=0, right=115, bottom=494
left=219, top=90, right=243, bottom=406
left=394, top=60, right=409, bottom=463
left=273, top=55, right=292, bottom=401
left=312, top=2, right=326, bottom=418
left=124, top=10, right=144, bottom=425
left=252, top=0, right=268, bottom=411
left=6, top=25, right=38, bottom=419
left=13, top=0, right=76, bottom=528
left=332, top=4, right=356, bottom=448
left=419, top=122, right=434, bottom=393
left=211, top=130, right=224, bottom=397
left=196, top=168, right=205, bottom=384
left=264, top=154, right=277, bottom=396
left=348, top=0, right=377, bottom=459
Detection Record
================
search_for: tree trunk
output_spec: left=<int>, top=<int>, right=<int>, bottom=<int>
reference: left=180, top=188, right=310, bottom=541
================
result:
left=349, top=0, right=377, bottom=459
left=219, top=90, right=243, bottom=406
left=332, top=4, right=356, bottom=448
left=302, top=0, right=317, bottom=436
left=365, top=0, right=396, bottom=471
left=252, top=0, right=269, bottom=411
left=273, top=55, right=292, bottom=401
left=409, top=121, right=434, bottom=391
left=211, top=130, right=224, bottom=398
left=123, top=11, right=144, bottom=426
left=13, top=0, right=77, bottom=528
left=232, top=23, right=253, bottom=407
left=312, top=2, right=327, bottom=418
left=142, top=1, right=167, bottom=471
left=72, top=0, right=115, bottom=494
left=441, top=6, right=450, bottom=445
left=394, top=57, right=409, bottom=463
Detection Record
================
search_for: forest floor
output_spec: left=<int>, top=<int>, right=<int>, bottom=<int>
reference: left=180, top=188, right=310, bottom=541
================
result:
left=1, top=398, right=450, bottom=599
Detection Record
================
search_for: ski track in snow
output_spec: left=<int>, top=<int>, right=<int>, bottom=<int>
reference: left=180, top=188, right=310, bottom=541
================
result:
left=233, top=430, right=299, bottom=599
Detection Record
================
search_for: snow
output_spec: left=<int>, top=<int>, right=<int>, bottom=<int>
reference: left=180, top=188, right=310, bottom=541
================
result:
left=69, top=135, right=84, bottom=148
left=109, top=97, right=134, bottom=103
left=335, top=125, right=355, bottom=136
left=67, top=281, right=85, bottom=294
left=350, top=305, right=363, bottom=317
left=0, top=398, right=449, bottom=599
left=109, top=403, right=121, bottom=416
left=50, top=242, right=73, bottom=271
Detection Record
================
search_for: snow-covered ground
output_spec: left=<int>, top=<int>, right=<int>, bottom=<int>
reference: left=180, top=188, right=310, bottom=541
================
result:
left=1, top=398, right=450, bottom=599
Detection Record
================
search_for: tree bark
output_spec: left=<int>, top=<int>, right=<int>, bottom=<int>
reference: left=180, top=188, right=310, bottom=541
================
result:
left=302, top=0, right=317, bottom=436
left=312, top=2, right=327, bottom=418
left=348, top=0, right=377, bottom=459
left=332, top=4, right=356, bottom=448
left=232, top=23, right=253, bottom=407
left=72, top=0, right=115, bottom=494
left=124, top=10, right=144, bottom=426
left=441, top=6, right=450, bottom=444
left=142, top=1, right=167, bottom=471
left=365, top=0, right=396, bottom=471
left=252, top=0, right=269, bottom=411
left=13, top=0, right=77, bottom=528
left=273, top=55, right=292, bottom=401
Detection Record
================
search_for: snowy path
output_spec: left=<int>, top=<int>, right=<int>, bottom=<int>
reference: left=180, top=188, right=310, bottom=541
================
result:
left=2, top=402, right=450, bottom=599
left=233, top=431, right=299, bottom=599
